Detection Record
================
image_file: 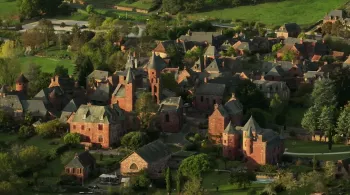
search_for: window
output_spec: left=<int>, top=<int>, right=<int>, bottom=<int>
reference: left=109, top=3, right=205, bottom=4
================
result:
left=73, top=125, right=76, bottom=130
left=72, top=168, right=75, bottom=174
left=224, top=140, right=226, bottom=143
left=201, top=96, right=203, bottom=102
left=98, top=124, right=103, bottom=130
left=98, top=136, right=103, bottom=143
left=81, top=125, right=85, bottom=130
left=130, top=163, right=138, bottom=170
left=65, top=168, right=70, bottom=173
left=165, top=114, right=169, bottom=122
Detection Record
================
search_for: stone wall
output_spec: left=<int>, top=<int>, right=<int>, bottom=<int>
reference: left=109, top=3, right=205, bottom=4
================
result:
left=160, top=110, right=182, bottom=133
left=195, top=95, right=223, bottom=112
left=120, top=153, right=148, bottom=175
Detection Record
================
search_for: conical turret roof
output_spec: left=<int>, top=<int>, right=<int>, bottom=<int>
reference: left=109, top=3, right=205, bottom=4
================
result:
left=147, top=52, right=166, bottom=71
left=243, top=116, right=261, bottom=133
left=224, top=121, right=239, bottom=134
left=125, top=68, right=135, bottom=84
left=16, top=73, right=29, bottom=83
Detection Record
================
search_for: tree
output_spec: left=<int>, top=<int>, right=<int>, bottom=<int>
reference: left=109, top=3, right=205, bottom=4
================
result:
left=0, top=59, right=21, bottom=86
left=130, top=171, right=151, bottom=191
left=35, top=119, right=66, bottom=138
left=321, top=22, right=333, bottom=34
left=121, top=132, right=149, bottom=150
left=247, top=188, right=257, bottom=195
left=336, top=104, right=350, bottom=136
left=0, top=153, right=14, bottom=181
left=236, top=79, right=268, bottom=112
left=106, top=51, right=127, bottom=72
left=35, top=19, right=56, bottom=48
left=63, top=133, right=81, bottom=145
left=176, top=171, right=182, bottom=194
left=323, top=161, right=336, bottom=181
left=21, top=29, right=45, bottom=48
left=229, top=170, right=256, bottom=189
left=135, top=92, right=158, bottom=130
left=179, top=154, right=212, bottom=179
left=331, top=20, right=343, bottom=36
left=183, top=178, right=207, bottom=195
left=301, top=105, right=321, bottom=134
left=54, top=65, right=69, bottom=77
left=318, top=106, right=336, bottom=150
left=161, top=73, right=179, bottom=93
left=27, top=64, right=52, bottom=97
left=162, top=0, right=183, bottom=15
left=262, top=183, right=277, bottom=195
left=88, top=14, right=104, bottom=29
left=77, top=57, right=94, bottom=87
left=282, top=50, right=295, bottom=61
left=166, top=167, right=172, bottom=194
left=272, top=43, right=283, bottom=52
left=19, top=146, right=44, bottom=170
left=17, top=0, right=41, bottom=19
left=86, top=4, right=94, bottom=14
left=312, top=155, right=317, bottom=171
left=0, top=41, right=18, bottom=59
left=18, top=125, right=35, bottom=139
left=60, top=151, right=75, bottom=165
left=330, top=67, right=350, bottom=108
left=311, top=79, right=337, bottom=107
left=270, top=94, right=285, bottom=124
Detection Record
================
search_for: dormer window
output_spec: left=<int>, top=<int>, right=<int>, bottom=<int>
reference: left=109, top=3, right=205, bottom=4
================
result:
left=100, top=115, right=103, bottom=120
left=82, top=114, right=86, bottom=120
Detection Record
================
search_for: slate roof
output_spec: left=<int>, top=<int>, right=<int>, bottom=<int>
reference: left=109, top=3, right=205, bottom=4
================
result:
left=112, top=84, right=125, bottom=98
left=304, top=71, right=324, bottom=79
left=242, top=116, right=262, bottom=133
left=66, top=151, right=95, bottom=168
left=171, top=151, right=197, bottom=158
left=179, top=31, right=222, bottom=45
left=224, top=97, right=243, bottom=115
left=71, top=104, right=124, bottom=124
left=278, top=23, right=301, bottom=33
left=87, top=70, right=109, bottom=81
left=34, top=86, right=65, bottom=103
left=21, top=100, right=47, bottom=118
left=192, top=56, right=205, bottom=72
left=89, top=83, right=110, bottom=102
left=284, top=37, right=316, bottom=45
left=224, top=121, right=239, bottom=134
left=196, top=83, right=225, bottom=96
left=147, top=52, right=167, bottom=71
left=124, top=68, right=135, bottom=84
left=16, top=73, right=29, bottom=83
left=0, top=95, right=23, bottom=111
left=204, top=45, right=217, bottom=57
left=253, top=80, right=289, bottom=93
left=135, top=140, right=171, bottom=163
left=205, top=58, right=222, bottom=72
left=265, top=66, right=285, bottom=77
left=216, top=104, right=229, bottom=117
left=159, top=96, right=182, bottom=112
left=325, top=10, right=344, bottom=19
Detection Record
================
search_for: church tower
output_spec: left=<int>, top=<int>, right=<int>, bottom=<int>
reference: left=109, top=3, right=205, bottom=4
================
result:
left=147, top=52, right=166, bottom=104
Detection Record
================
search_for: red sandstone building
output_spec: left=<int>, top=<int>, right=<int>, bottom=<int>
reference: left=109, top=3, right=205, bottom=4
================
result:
left=64, top=151, right=96, bottom=182
left=67, top=104, right=125, bottom=148
left=158, top=97, right=183, bottom=133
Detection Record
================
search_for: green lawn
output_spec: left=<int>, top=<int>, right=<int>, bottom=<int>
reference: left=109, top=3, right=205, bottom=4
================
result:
left=286, top=107, right=307, bottom=127
left=0, top=132, right=19, bottom=143
left=285, top=139, right=350, bottom=153
left=190, top=0, right=348, bottom=28
left=18, top=56, right=75, bottom=75
left=0, top=0, right=18, bottom=18
left=23, top=136, right=64, bottom=152
left=117, top=0, right=153, bottom=10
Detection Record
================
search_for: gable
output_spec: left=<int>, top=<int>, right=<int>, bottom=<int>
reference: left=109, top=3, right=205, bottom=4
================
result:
left=121, top=152, right=148, bottom=166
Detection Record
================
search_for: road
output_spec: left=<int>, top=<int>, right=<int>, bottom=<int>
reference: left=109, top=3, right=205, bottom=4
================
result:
left=284, top=150, right=350, bottom=156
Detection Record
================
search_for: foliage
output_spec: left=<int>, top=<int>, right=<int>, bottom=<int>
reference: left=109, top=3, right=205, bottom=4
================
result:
left=179, top=153, right=212, bottom=179
left=76, top=56, right=94, bottom=87
left=281, top=50, right=295, bottom=61
left=86, top=4, right=94, bottom=14
left=88, top=14, right=105, bottom=29
left=183, top=177, right=207, bottom=195
left=18, top=125, right=35, bottom=139
left=271, top=43, right=283, bottom=52
left=270, top=94, right=286, bottom=125
left=130, top=170, right=151, bottom=191
left=0, top=58, right=21, bottom=86
left=0, top=40, right=19, bottom=59
left=121, top=132, right=149, bottom=150
left=229, top=170, right=256, bottom=189
left=235, top=79, right=268, bottom=112
left=35, top=19, right=56, bottom=48
left=323, top=161, right=336, bottom=181
left=60, top=151, right=75, bottom=165
left=311, top=79, right=337, bottom=107
left=54, top=65, right=69, bottom=77
left=17, top=0, right=41, bottom=19
left=18, top=145, right=44, bottom=170
left=161, top=73, right=179, bottom=93
left=35, top=119, right=66, bottom=138
left=63, top=133, right=81, bottom=145
left=330, top=67, right=350, bottom=107
left=336, top=104, right=350, bottom=136
left=301, top=105, right=321, bottom=134
left=165, top=167, right=171, bottom=193
left=176, top=170, right=182, bottom=193
left=135, top=92, right=158, bottom=130
left=322, top=22, right=332, bottom=34
left=26, top=63, right=52, bottom=97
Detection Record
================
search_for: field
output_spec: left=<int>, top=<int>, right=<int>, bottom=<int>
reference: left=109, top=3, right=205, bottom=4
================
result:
left=18, top=56, right=75, bottom=75
left=117, top=0, right=153, bottom=10
left=0, top=0, right=18, bottom=18
left=190, top=0, right=349, bottom=28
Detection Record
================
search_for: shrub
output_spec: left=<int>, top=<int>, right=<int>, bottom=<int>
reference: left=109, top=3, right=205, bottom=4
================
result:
left=333, top=134, right=345, bottom=144
left=131, top=171, right=151, bottom=191
left=18, top=125, right=35, bottom=139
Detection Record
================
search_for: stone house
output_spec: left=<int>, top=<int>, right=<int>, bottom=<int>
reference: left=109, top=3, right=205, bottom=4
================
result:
left=208, top=94, right=243, bottom=143
left=64, top=151, right=96, bottom=182
left=276, top=23, right=301, bottom=39
left=194, top=83, right=225, bottom=112
left=67, top=104, right=125, bottom=149
left=158, top=97, right=183, bottom=133
left=253, top=80, right=290, bottom=100
left=178, top=31, right=225, bottom=47
left=120, top=140, right=171, bottom=178
left=33, top=86, right=70, bottom=116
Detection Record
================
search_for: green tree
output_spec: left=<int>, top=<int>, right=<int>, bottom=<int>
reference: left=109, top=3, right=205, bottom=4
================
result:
left=0, top=41, right=18, bottom=59
left=35, top=119, right=66, bottom=138
left=269, top=94, right=285, bottom=124
left=19, top=146, right=44, bottom=170
left=35, top=19, right=56, bottom=48
left=54, top=65, right=69, bottom=77
left=321, top=22, right=333, bottom=34
left=166, top=167, right=172, bottom=194
left=336, top=104, right=350, bottom=136
left=17, top=0, right=41, bottom=19
left=106, top=51, right=127, bottom=72
left=162, top=0, right=183, bottom=15
left=183, top=178, right=207, bottom=195
left=0, top=153, right=14, bottom=181
left=271, top=43, right=283, bottom=52
left=18, top=125, right=35, bottom=139
left=27, top=64, right=52, bottom=97
left=86, top=4, right=94, bottom=14
left=63, top=133, right=81, bottom=145
left=229, top=170, right=256, bottom=189
left=282, top=50, right=295, bottom=61
left=176, top=171, right=182, bottom=194
left=60, top=151, right=75, bottom=165
left=77, top=57, right=94, bottom=87
left=235, top=79, right=268, bottom=112
left=130, top=170, right=151, bottom=191
left=121, top=132, right=149, bottom=150
left=312, top=155, right=317, bottom=171
left=297, top=32, right=307, bottom=39
left=179, top=154, right=212, bottom=179
left=88, top=14, right=104, bottom=29
left=135, top=92, right=158, bottom=130
left=323, top=161, right=336, bottom=181
left=301, top=105, right=321, bottom=134
left=318, top=106, right=336, bottom=150
left=161, top=73, right=179, bottom=93
left=0, top=59, right=21, bottom=86
left=311, top=79, right=337, bottom=107
left=331, top=20, right=343, bottom=36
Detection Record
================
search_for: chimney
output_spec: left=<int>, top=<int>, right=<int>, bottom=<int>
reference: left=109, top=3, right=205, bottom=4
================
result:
left=133, top=51, right=136, bottom=58
left=214, top=103, right=219, bottom=110
left=204, top=77, right=208, bottom=83
left=231, top=93, right=236, bottom=100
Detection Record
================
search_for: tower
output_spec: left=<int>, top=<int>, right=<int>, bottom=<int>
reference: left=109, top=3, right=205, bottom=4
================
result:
left=147, top=52, right=166, bottom=104
left=222, top=122, right=240, bottom=159
left=16, top=73, right=29, bottom=94
left=243, top=127, right=254, bottom=155
left=124, top=68, right=135, bottom=112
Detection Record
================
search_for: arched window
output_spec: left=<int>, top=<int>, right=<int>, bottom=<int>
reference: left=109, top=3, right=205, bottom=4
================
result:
left=130, top=163, right=138, bottom=170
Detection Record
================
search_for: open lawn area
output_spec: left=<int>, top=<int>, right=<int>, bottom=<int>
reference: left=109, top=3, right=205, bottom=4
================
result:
left=285, top=139, right=350, bottom=153
left=190, top=0, right=348, bottom=28
left=0, top=0, right=18, bottom=18
left=117, top=0, right=153, bottom=10
left=23, top=136, right=64, bottom=152
left=18, top=56, right=75, bottom=75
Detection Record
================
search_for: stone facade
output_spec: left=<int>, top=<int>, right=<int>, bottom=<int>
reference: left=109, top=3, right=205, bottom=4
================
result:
left=120, top=153, right=148, bottom=175
left=208, top=105, right=230, bottom=143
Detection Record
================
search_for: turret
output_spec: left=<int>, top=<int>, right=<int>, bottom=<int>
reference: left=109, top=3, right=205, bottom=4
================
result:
left=15, top=73, right=29, bottom=94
